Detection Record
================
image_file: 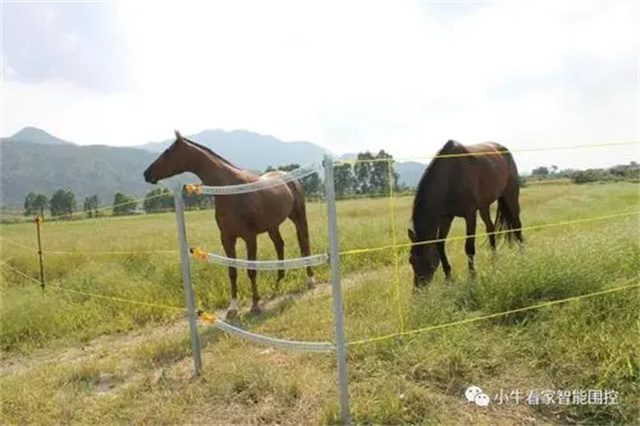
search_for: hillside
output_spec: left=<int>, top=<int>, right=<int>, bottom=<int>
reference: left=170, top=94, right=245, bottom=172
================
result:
left=0, top=128, right=329, bottom=207
left=137, top=129, right=330, bottom=172
left=1, top=127, right=427, bottom=207
left=0, top=140, right=195, bottom=207
left=1, top=127, right=75, bottom=146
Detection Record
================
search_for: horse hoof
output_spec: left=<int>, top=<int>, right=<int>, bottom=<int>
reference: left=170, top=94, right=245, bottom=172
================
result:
left=250, top=304, right=262, bottom=315
left=225, top=309, right=238, bottom=320
left=306, top=277, right=316, bottom=289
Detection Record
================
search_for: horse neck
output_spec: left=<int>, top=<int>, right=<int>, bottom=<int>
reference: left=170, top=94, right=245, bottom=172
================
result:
left=413, top=197, right=440, bottom=242
left=412, top=166, right=447, bottom=242
left=186, top=147, right=253, bottom=186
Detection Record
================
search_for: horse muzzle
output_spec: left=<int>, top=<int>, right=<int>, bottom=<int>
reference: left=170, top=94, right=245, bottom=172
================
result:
left=143, top=169, right=157, bottom=184
left=414, top=274, right=432, bottom=289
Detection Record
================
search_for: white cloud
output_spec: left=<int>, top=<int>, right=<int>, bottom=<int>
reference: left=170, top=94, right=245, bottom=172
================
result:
left=2, top=0, right=638, bottom=171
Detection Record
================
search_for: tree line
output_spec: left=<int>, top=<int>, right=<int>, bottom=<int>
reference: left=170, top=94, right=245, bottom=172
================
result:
left=22, top=150, right=403, bottom=219
left=264, top=150, right=402, bottom=199
left=22, top=187, right=211, bottom=219
left=527, top=162, right=639, bottom=185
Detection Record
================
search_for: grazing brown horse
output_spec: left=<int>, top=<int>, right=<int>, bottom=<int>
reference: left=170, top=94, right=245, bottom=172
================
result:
left=408, top=140, right=523, bottom=287
left=143, top=131, right=315, bottom=318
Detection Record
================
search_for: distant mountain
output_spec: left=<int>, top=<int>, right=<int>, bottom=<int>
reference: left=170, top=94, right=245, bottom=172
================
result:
left=1, top=127, right=75, bottom=146
left=0, top=128, right=330, bottom=207
left=0, top=127, right=424, bottom=208
left=137, top=129, right=330, bottom=171
left=395, top=161, right=426, bottom=188
left=339, top=153, right=358, bottom=161
left=0, top=140, right=197, bottom=207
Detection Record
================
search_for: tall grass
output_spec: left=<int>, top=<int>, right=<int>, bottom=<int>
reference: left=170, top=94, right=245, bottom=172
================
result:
left=1, top=181, right=638, bottom=425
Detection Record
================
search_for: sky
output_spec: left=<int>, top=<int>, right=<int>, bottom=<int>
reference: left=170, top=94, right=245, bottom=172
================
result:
left=1, top=1, right=639, bottom=172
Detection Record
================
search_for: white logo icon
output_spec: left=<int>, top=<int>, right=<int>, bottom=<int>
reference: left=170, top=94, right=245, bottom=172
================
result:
left=465, top=385, right=490, bottom=406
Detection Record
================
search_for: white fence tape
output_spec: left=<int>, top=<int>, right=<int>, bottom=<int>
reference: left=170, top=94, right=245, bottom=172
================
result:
left=198, top=163, right=321, bottom=195
left=197, top=251, right=328, bottom=270
left=213, top=319, right=335, bottom=352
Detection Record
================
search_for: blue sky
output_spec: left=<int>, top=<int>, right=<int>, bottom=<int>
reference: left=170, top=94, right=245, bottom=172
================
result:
left=2, top=1, right=638, bottom=172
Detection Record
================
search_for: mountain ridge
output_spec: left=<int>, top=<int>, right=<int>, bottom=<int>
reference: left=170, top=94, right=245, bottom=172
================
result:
left=1, top=127, right=76, bottom=146
left=1, top=127, right=425, bottom=207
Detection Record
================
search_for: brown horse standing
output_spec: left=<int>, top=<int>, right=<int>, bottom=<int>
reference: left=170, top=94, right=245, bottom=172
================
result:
left=408, top=140, right=523, bottom=287
left=143, top=131, right=315, bottom=318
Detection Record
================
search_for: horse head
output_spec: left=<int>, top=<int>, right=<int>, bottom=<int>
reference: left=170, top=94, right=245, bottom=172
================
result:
left=143, top=130, right=191, bottom=184
left=408, top=227, right=440, bottom=288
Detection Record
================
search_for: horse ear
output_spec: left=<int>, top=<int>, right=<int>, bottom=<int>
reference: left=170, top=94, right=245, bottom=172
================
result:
left=174, top=130, right=184, bottom=142
left=408, top=228, right=415, bottom=242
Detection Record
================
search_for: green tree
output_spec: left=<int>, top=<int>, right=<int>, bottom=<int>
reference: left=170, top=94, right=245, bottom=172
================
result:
left=334, top=163, right=356, bottom=198
left=370, top=150, right=396, bottom=195
left=112, top=192, right=137, bottom=216
left=23, top=192, right=36, bottom=216
left=144, top=188, right=175, bottom=213
left=354, top=152, right=374, bottom=194
left=181, top=187, right=211, bottom=210
left=143, top=188, right=163, bottom=213
left=49, top=189, right=76, bottom=217
left=301, top=173, right=322, bottom=199
left=83, top=195, right=99, bottom=218
left=532, top=166, right=549, bottom=178
left=33, top=194, right=48, bottom=217
left=266, top=164, right=322, bottom=199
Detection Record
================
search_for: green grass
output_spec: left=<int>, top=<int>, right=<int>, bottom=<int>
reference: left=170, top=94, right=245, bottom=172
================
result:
left=1, top=181, right=639, bottom=425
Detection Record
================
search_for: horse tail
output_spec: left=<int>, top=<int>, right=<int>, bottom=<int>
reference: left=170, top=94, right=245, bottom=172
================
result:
left=495, top=194, right=525, bottom=245
left=492, top=144, right=524, bottom=246
left=287, top=180, right=313, bottom=269
left=495, top=197, right=513, bottom=243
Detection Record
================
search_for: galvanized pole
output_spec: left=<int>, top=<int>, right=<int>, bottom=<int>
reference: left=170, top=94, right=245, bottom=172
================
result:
left=323, top=155, right=350, bottom=425
left=174, top=187, right=202, bottom=376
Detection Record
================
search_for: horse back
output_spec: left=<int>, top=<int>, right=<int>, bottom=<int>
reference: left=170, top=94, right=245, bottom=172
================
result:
left=436, top=141, right=516, bottom=212
left=463, top=142, right=517, bottom=204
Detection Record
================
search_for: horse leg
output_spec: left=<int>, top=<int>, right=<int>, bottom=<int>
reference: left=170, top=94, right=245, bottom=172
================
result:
left=437, top=215, right=454, bottom=282
left=479, top=205, right=497, bottom=259
left=268, top=227, right=285, bottom=289
left=465, top=212, right=477, bottom=279
left=221, top=234, right=239, bottom=320
left=245, top=234, right=261, bottom=315
left=290, top=207, right=315, bottom=289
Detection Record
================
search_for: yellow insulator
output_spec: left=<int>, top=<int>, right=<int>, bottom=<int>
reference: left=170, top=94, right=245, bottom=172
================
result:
left=191, top=247, right=207, bottom=260
left=199, top=312, right=217, bottom=323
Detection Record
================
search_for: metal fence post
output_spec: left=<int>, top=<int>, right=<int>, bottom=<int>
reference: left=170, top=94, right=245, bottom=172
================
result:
left=34, top=216, right=45, bottom=291
left=174, top=187, right=202, bottom=376
left=323, top=155, right=351, bottom=425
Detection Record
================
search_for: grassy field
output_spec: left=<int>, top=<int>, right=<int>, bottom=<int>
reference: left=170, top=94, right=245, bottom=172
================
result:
left=1, top=180, right=639, bottom=425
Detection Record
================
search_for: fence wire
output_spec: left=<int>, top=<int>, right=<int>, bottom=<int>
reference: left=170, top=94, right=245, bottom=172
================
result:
left=339, top=209, right=640, bottom=256
left=337, top=141, right=639, bottom=165
left=1, top=140, right=638, bottom=360
left=347, top=277, right=640, bottom=346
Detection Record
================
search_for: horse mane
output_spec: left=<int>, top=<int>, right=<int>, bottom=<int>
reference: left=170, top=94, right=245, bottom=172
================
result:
left=184, top=137, right=239, bottom=169
left=411, top=140, right=464, bottom=239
